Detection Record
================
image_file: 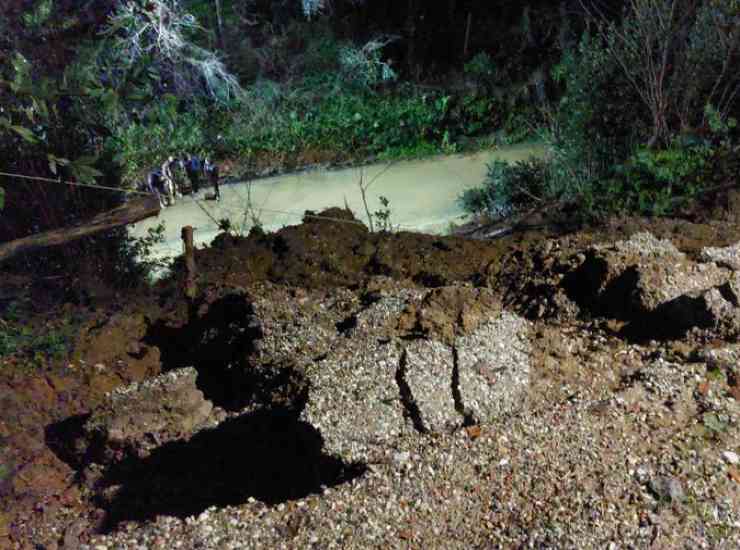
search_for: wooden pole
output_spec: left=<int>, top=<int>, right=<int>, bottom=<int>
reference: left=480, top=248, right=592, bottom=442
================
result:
left=181, top=225, right=197, bottom=304
left=214, top=0, right=224, bottom=51
left=0, top=195, right=161, bottom=264
left=463, top=12, right=472, bottom=58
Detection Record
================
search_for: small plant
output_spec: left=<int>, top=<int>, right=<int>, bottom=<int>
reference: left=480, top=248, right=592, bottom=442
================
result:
left=0, top=303, right=77, bottom=369
left=356, top=163, right=395, bottom=232
left=372, top=196, right=394, bottom=232
left=217, top=217, right=233, bottom=233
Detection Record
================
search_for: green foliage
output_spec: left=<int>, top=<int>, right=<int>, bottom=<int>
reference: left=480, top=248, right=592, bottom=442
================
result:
left=459, top=158, right=548, bottom=220
left=113, top=78, right=477, bottom=183
left=0, top=51, right=106, bottom=185
left=464, top=52, right=498, bottom=91
left=0, top=302, right=76, bottom=368
left=114, top=222, right=171, bottom=285
left=600, top=0, right=740, bottom=147
left=462, top=20, right=739, bottom=222
left=372, top=195, right=393, bottom=232
left=21, top=0, right=53, bottom=30
left=338, top=37, right=397, bottom=89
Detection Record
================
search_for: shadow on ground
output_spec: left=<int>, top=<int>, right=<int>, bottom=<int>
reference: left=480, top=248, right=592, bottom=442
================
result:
left=95, top=408, right=366, bottom=532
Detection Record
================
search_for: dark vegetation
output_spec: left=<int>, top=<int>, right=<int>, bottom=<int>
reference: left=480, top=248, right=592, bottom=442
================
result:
left=1, top=0, right=739, bottom=365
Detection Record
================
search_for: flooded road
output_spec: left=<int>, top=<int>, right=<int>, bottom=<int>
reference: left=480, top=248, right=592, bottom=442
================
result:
left=129, top=143, right=544, bottom=261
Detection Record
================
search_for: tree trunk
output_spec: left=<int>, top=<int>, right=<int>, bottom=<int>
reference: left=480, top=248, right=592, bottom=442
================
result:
left=405, top=0, right=418, bottom=78
left=0, top=195, right=161, bottom=263
left=214, top=0, right=224, bottom=50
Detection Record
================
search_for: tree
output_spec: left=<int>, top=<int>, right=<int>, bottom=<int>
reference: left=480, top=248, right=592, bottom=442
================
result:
left=102, top=0, right=243, bottom=102
left=589, top=0, right=740, bottom=148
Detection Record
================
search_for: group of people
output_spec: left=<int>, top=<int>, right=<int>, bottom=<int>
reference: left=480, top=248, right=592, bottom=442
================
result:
left=143, top=154, right=220, bottom=208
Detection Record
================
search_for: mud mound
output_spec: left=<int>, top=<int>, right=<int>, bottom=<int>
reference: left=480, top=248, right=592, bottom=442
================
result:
left=193, top=208, right=516, bottom=290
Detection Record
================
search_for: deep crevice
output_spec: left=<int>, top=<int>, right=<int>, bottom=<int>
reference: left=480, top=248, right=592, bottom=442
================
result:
left=142, top=291, right=264, bottom=411
left=451, top=345, right=476, bottom=427
left=335, top=314, right=358, bottom=335
left=395, top=349, right=427, bottom=434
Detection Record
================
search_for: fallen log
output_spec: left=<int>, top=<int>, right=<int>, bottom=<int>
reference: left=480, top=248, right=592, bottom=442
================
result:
left=0, top=194, right=161, bottom=263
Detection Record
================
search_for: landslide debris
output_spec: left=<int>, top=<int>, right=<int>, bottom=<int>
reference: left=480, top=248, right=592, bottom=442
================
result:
left=2, top=206, right=740, bottom=549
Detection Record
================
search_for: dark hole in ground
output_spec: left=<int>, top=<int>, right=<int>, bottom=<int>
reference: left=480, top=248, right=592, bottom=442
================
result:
left=95, top=409, right=367, bottom=533
left=143, top=291, right=263, bottom=411
left=45, top=413, right=91, bottom=471
left=562, top=258, right=642, bottom=320
left=335, top=313, right=358, bottom=335
left=412, top=271, right=447, bottom=288
left=561, top=254, right=609, bottom=314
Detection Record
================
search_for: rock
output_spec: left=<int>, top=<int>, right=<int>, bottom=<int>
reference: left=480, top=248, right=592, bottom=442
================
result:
left=79, top=367, right=214, bottom=466
left=648, top=476, right=686, bottom=503
left=701, top=241, right=740, bottom=270
left=301, top=340, right=407, bottom=463
left=403, top=339, right=458, bottom=433
left=456, top=314, right=532, bottom=424
left=651, top=276, right=740, bottom=337
left=563, top=232, right=729, bottom=319
left=696, top=343, right=740, bottom=368
left=723, top=451, right=740, bottom=465
left=72, top=313, right=161, bottom=388
left=303, top=301, right=532, bottom=461
left=397, top=286, right=501, bottom=344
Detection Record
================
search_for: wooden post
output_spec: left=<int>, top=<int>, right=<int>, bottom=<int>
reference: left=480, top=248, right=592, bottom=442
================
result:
left=181, top=226, right=197, bottom=304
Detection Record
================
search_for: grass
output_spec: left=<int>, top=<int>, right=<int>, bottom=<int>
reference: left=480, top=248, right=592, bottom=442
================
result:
left=0, top=300, right=78, bottom=370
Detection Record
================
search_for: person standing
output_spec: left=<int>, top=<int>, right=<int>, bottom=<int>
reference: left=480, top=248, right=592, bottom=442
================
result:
left=204, top=157, right=220, bottom=201
left=186, top=153, right=202, bottom=194
left=161, top=155, right=178, bottom=204
left=146, top=169, right=169, bottom=207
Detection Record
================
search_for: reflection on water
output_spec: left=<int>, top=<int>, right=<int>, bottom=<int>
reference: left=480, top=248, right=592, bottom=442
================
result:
left=130, top=143, right=545, bottom=264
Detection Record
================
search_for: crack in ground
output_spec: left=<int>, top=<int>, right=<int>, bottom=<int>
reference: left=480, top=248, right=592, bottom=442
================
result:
left=451, top=344, right=476, bottom=427
left=395, top=348, right=428, bottom=434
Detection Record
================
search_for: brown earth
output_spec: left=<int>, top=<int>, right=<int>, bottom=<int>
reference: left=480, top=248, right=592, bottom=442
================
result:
left=1, top=190, right=740, bottom=548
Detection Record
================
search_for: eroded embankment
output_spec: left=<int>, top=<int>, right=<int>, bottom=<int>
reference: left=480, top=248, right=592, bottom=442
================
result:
left=2, top=201, right=740, bottom=549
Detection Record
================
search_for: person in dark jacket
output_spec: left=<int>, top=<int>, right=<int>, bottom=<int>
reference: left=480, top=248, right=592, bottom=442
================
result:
left=185, top=153, right=202, bottom=194
left=145, top=169, right=170, bottom=207
left=204, top=157, right=220, bottom=201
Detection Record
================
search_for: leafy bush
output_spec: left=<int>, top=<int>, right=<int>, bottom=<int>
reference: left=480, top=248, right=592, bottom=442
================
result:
left=338, top=36, right=398, bottom=89
left=459, top=0, right=740, bottom=223
left=114, top=222, right=171, bottom=286
left=464, top=52, right=498, bottom=91
left=597, top=0, right=740, bottom=148
left=459, top=158, right=548, bottom=220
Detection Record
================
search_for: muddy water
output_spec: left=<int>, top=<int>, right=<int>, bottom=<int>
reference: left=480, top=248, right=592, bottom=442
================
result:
left=129, top=143, right=544, bottom=261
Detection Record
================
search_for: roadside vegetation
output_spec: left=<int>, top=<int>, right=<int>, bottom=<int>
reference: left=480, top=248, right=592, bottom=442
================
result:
left=461, top=0, right=740, bottom=222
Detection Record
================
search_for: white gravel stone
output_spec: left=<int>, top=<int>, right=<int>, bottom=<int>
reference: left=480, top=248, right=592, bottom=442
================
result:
left=403, top=339, right=459, bottom=433
left=702, top=241, right=740, bottom=270
left=722, top=451, right=739, bottom=465
left=456, top=313, right=532, bottom=423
